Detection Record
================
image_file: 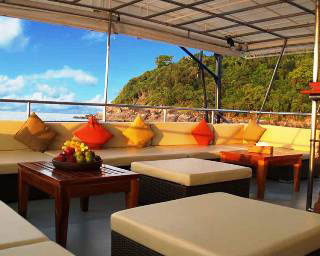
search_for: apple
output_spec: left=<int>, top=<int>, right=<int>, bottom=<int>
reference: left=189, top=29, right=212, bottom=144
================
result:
left=64, top=147, right=75, bottom=156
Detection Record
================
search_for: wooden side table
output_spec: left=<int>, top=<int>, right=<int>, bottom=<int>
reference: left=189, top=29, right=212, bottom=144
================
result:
left=18, top=162, right=139, bottom=248
left=220, top=150, right=302, bottom=200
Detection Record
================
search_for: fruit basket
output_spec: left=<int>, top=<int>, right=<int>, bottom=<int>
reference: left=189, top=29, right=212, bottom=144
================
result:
left=52, top=140, right=102, bottom=172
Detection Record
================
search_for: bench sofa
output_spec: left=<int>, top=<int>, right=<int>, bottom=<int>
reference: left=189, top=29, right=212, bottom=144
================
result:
left=0, top=120, right=315, bottom=202
left=0, top=200, right=73, bottom=255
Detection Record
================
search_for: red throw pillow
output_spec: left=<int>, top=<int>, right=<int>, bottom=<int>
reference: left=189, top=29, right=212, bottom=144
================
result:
left=192, top=119, right=214, bottom=145
left=74, top=116, right=112, bottom=149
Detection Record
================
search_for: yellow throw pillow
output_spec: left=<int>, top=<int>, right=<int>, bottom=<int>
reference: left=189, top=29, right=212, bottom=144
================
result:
left=123, top=115, right=154, bottom=147
left=14, top=112, right=57, bottom=152
left=244, top=119, right=266, bottom=145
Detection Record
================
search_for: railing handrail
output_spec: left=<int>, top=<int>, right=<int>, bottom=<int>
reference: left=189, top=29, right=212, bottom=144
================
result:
left=0, top=98, right=313, bottom=117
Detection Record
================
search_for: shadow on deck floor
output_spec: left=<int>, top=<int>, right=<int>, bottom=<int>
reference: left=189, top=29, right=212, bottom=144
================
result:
left=8, top=178, right=320, bottom=256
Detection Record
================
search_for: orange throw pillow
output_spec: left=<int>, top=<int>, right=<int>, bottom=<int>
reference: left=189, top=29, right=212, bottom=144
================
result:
left=73, top=116, right=112, bottom=149
left=192, top=119, right=214, bottom=145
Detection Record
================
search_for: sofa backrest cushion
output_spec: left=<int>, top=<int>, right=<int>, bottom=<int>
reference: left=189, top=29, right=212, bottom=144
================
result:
left=212, top=123, right=244, bottom=145
left=259, top=125, right=313, bottom=152
left=46, top=122, right=83, bottom=150
left=151, top=122, right=201, bottom=146
left=0, top=121, right=29, bottom=150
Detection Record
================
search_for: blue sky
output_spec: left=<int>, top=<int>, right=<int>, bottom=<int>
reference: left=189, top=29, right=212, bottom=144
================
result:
left=0, top=16, right=200, bottom=114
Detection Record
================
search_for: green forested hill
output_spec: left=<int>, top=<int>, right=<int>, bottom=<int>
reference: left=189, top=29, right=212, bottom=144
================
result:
left=112, top=53, right=313, bottom=113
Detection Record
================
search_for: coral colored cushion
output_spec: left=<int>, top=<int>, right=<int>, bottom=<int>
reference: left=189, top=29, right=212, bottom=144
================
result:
left=192, top=119, right=214, bottom=145
left=122, top=115, right=154, bottom=147
left=73, top=116, right=112, bottom=149
left=244, top=119, right=267, bottom=145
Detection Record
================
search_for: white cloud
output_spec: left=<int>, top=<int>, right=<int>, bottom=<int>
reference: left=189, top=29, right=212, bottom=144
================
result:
left=82, top=31, right=106, bottom=42
left=0, top=75, right=25, bottom=95
left=30, top=66, right=98, bottom=85
left=0, top=17, right=29, bottom=50
left=87, top=94, right=104, bottom=103
left=29, top=86, right=75, bottom=102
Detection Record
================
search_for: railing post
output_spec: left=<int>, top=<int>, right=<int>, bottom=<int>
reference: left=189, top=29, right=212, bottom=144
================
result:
left=163, top=109, right=167, bottom=122
left=27, top=102, right=31, bottom=117
left=211, top=111, right=215, bottom=124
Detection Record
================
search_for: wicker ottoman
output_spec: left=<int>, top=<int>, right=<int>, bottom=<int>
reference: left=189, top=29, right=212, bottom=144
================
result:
left=131, top=158, right=252, bottom=205
left=111, top=193, right=320, bottom=256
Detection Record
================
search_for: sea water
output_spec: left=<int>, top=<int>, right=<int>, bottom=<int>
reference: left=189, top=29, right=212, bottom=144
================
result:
left=0, top=111, right=87, bottom=121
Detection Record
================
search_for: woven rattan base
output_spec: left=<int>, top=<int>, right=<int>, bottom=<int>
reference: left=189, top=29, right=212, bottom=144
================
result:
left=138, top=175, right=250, bottom=205
left=111, top=231, right=320, bottom=256
left=111, top=231, right=162, bottom=256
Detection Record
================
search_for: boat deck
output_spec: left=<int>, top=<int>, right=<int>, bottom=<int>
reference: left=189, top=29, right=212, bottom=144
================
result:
left=8, top=178, right=320, bottom=256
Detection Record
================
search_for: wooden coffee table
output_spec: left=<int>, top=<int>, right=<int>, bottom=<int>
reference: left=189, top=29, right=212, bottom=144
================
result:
left=220, top=150, right=302, bottom=200
left=18, top=161, right=139, bottom=248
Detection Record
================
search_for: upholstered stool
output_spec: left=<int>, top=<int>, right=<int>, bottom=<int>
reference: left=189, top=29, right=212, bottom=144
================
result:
left=111, top=193, right=320, bottom=256
left=0, top=241, right=74, bottom=256
left=0, top=201, right=47, bottom=250
left=131, top=158, right=252, bottom=205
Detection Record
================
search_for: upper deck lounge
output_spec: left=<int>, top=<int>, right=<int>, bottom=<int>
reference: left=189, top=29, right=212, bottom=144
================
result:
left=0, top=0, right=320, bottom=255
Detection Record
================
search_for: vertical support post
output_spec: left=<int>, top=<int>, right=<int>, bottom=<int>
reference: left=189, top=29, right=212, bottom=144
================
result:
left=211, top=111, right=215, bottom=124
left=257, top=39, right=287, bottom=122
left=199, top=51, right=209, bottom=122
left=103, top=13, right=112, bottom=122
left=27, top=102, right=31, bottom=117
left=215, top=54, right=222, bottom=123
left=163, top=109, right=167, bottom=122
left=307, top=0, right=320, bottom=211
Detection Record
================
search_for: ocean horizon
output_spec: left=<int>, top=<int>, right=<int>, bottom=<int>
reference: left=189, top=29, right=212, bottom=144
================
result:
left=0, top=111, right=89, bottom=121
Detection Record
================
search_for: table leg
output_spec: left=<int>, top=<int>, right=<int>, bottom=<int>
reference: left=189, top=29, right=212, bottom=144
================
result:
left=18, top=169, right=29, bottom=218
left=55, top=188, right=70, bottom=248
left=293, top=158, right=302, bottom=192
left=256, top=160, right=268, bottom=200
left=80, top=197, right=89, bottom=212
left=125, top=178, right=139, bottom=208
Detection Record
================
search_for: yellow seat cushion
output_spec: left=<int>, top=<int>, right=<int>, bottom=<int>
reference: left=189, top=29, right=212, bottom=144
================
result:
left=0, top=149, right=53, bottom=174
left=0, top=201, right=48, bottom=250
left=131, top=158, right=252, bottom=186
left=123, top=115, right=154, bottom=147
left=14, top=113, right=57, bottom=152
left=0, top=241, right=74, bottom=256
left=243, top=119, right=266, bottom=144
left=112, top=193, right=320, bottom=256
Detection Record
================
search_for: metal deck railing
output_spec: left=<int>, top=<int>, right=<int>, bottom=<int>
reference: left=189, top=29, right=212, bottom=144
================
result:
left=0, top=98, right=313, bottom=123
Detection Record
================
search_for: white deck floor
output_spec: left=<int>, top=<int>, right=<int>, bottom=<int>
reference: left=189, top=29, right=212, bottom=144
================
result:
left=8, top=178, right=320, bottom=256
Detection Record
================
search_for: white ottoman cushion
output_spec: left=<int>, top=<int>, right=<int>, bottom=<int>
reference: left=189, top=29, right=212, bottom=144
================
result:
left=0, top=241, right=74, bottom=256
left=0, top=201, right=48, bottom=250
left=112, top=193, right=320, bottom=256
left=131, top=158, right=252, bottom=186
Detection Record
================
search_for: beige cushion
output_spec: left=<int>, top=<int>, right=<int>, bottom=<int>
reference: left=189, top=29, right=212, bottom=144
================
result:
left=131, top=158, right=252, bottom=186
left=243, top=119, right=266, bottom=144
left=0, top=150, right=53, bottom=174
left=151, top=122, right=201, bottom=146
left=259, top=125, right=315, bottom=152
left=0, top=201, right=48, bottom=250
left=45, top=146, right=189, bottom=167
left=112, top=193, right=320, bottom=256
left=0, top=241, right=74, bottom=256
left=212, top=123, right=244, bottom=145
left=0, top=121, right=29, bottom=150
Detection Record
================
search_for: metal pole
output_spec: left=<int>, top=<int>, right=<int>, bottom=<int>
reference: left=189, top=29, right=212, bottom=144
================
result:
left=215, top=54, right=222, bottom=123
left=199, top=51, right=209, bottom=121
left=103, top=13, right=112, bottom=122
left=306, top=0, right=320, bottom=211
left=257, top=39, right=287, bottom=122
left=27, top=102, right=31, bottom=117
